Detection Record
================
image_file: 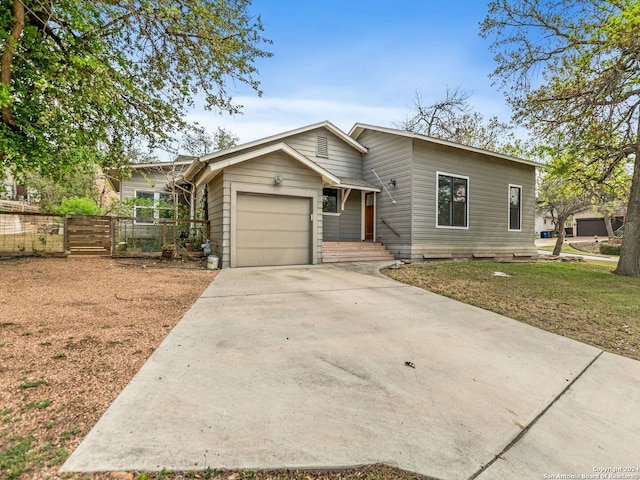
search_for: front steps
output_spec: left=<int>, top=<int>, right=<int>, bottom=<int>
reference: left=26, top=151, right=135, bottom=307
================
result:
left=322, top=241, right=395, bottom=263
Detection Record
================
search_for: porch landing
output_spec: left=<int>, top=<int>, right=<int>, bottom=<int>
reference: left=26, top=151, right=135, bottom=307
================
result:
left=322, top=241, right=395, bottom=263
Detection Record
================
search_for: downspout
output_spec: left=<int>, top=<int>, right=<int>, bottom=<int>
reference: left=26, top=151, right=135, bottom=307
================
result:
left=190, top=182, right=195, bottom=220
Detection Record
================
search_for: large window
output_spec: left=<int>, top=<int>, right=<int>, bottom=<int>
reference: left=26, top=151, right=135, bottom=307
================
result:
left=322, top=188, right=338, bottom=214
left=509, top=185, right=522, bottom=231
left=437, top=173, right=468, bottom=228
left=134, top=191, right=174, bottom=222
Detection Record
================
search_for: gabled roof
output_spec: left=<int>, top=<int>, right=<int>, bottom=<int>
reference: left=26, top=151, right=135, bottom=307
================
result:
left=185, top=121, right=366, bottom=180
left=349, top=123, right=542, bottom=168
left=195, top=142, right=341, bottom=187
left=208, top=120, right=367, bottom=157
left=121, top=159, right=193, bottom=170
left=106, top=159, right=194, bottom=192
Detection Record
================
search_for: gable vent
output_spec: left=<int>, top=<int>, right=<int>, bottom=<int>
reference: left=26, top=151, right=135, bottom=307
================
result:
left=316, top=136, right=328, bottom=158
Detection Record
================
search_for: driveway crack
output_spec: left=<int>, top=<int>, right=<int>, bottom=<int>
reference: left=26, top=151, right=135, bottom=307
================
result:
left=468, top=350, right=604, bottom=479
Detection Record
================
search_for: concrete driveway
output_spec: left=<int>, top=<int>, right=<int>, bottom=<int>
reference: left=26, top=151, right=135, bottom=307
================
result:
left=61, top=263, right=640, bottom=479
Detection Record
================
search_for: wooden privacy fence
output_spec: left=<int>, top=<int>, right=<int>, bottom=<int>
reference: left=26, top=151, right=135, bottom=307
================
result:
left=0, top=212, right=209, bottom=256
left=65, top=215, right=112, bottom=255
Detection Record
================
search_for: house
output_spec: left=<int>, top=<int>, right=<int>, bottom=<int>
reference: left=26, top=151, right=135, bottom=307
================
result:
left=107, top=159, right=196, bottom=219
left=572, top=206, right=626, bottom=237
left=535, top=211, right=557, bottom=238
left=174, top=121, right=539, bottom=268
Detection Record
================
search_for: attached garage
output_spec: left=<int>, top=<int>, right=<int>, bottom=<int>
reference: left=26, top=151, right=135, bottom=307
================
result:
left=235, top=192, right=312, bottom=267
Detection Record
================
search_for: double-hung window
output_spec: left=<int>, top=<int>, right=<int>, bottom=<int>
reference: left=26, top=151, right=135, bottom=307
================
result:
left=437, top=172, right=468, bottom=228
left=509, top=185, right=522, bottom=231
left=134, top=191, right=174, bottom=222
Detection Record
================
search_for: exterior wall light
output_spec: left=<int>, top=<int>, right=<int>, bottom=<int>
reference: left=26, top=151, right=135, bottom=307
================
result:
left=274, top=175, right=283, bottom=185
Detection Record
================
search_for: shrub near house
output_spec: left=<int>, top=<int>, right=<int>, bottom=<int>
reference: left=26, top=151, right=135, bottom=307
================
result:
left=48, top=197, right=102, bottom=216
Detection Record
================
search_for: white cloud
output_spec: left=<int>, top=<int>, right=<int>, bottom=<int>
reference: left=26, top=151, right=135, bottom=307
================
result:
left=186, top=95, right=407, bottom=144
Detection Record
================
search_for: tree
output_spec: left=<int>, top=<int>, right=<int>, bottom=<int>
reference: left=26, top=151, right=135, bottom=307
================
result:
left=22, top=166, right=100, bottom=211
left=0, top=1, right=271, bottom=179
left=538, top=174, right=592, bottom=256
left=481, top=0, right=640, bottom=276
left=397, top=87, right=519, bottom=154
left=535, top=144, right=596, bottom=255
left=585, top=164, right=631, bottom=238
left=398, top=87, right=472, bottom=138
left=538, top=133, right=632, bottom=238
left=181, top=126, right=239, bottom=156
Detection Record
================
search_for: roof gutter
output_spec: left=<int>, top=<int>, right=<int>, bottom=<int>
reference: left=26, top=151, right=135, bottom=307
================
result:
left=183, top=158, right=206, bottom=182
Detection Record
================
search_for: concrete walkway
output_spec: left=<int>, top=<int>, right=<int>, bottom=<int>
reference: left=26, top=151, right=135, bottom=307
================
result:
left=61, top=263, right=640, bottom=480
left=535, top=237, right=620, bottom=262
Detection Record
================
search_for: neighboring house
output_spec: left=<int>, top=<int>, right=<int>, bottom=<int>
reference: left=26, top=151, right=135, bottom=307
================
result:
left=172, top=121, right=540, bottom=268
left=535, top=211, right=576, bottom=238
left=535, top=211, right=557, bottom=238
left=0, top=171, right=32, bottom=202
left=107, top=159, right=195, bottom=220
left=1, top=171, right=13, bottom=200
left=572, top=206, right=626, bottom=237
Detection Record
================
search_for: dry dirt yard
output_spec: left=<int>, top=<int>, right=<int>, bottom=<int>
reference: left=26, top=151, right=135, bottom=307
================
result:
left=1, top=257, right=425, bottom=480
left=0, top=256, right=215, bottom=479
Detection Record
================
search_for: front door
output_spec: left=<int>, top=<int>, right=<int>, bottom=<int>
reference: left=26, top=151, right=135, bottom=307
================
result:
left=365, top=192, right=375, bottom=240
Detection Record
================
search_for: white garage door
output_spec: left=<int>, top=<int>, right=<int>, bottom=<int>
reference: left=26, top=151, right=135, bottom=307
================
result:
left=236, top=193, right=312, bottom=267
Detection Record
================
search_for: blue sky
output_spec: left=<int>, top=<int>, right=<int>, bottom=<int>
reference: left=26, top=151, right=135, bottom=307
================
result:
left=186, top=0, right=508, bottom=146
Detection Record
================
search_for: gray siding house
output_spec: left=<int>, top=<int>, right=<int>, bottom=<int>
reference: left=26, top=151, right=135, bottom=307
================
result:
left=178, top=121, right=539, bottom=268
left=108, top=159, right=195, bottom=219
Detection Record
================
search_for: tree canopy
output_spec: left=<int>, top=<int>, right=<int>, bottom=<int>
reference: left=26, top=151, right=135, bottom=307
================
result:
left=481, top=0, right=640, bottom=276
left=180, top=125, right=238, bottom=156
left=397, top=87, right=521, bottom=155
left=0, top=0, right=271, bottom=179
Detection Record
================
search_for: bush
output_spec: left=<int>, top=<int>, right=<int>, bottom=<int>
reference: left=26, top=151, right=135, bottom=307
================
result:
left=49, top=196, right=102, bottom=216
left=600, top=243, right=621, bottom=255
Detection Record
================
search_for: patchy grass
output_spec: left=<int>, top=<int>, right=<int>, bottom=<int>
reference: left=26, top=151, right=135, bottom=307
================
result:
left=0, top=436, right=68, bottom=479
left=18, top=380, right=47, bottom=390
left=383, top=260, right=640, bottom=361
left=0, top=257, right=217, bottom=480
left=22, top=400, right=52, bottom=412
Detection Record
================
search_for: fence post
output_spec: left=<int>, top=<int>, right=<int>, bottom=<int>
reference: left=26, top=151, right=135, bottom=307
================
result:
left=63, top=215, right=70, bottom=255
left=111, top=217, right=117, bottom=255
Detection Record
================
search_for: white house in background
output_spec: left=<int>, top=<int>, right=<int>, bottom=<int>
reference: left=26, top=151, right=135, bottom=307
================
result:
left=535, top=211, right=557, bottom=238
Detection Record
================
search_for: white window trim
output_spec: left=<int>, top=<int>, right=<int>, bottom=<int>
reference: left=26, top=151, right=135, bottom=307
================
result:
left=508, top=184, right=522, bottom=232
left=322, top=187, right=340, bottom=216
left=134, top=190, right=173, bottom=223
left=435, top=171, right=470, bottom=230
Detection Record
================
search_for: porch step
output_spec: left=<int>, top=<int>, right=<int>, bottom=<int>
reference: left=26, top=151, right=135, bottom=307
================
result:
left=322, top=241, right=395, bottom=263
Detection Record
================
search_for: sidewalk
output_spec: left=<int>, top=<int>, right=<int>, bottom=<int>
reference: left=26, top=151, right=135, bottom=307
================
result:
left=535, top=236, right=620, bottom=263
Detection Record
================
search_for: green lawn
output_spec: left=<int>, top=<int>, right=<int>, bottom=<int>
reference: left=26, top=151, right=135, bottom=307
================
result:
left=383, top=260, right=640, bottom=361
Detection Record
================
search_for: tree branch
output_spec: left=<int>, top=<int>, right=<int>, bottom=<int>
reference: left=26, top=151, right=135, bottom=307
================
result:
left=1, top=0, right=25, bottom=130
